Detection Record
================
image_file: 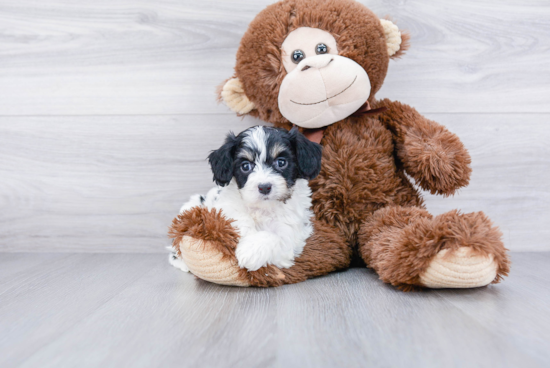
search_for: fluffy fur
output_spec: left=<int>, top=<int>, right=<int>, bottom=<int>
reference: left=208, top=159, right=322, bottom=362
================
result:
left=172, top=0, right=510, bottom=289
left=172, top=126, right=322, bottom=272
left=169, top=207, right=351, bottom=287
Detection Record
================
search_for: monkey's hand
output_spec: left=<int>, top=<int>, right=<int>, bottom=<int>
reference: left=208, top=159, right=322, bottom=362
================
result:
left=376, top=99, right=472, bottom=195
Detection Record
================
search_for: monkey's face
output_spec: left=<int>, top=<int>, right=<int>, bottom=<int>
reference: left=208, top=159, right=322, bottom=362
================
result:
left=277, top=27, right=371, bottom=129
left=220, top=0, right=409, bottom=129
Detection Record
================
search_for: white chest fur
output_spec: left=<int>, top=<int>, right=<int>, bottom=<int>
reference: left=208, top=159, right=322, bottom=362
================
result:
left=204, top=179, right=313, bottom=271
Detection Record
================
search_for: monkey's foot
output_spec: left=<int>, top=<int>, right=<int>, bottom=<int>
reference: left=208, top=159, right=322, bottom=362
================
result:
left=177, top=235, right=250, bottom=286
left=420, top=247, right=498, bottom=288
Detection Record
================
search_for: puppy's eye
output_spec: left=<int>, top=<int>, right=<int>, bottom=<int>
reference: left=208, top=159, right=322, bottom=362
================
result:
left=241, top=161, right=254, bottom=173
left=316, top=43, right=328, bottom=55
left=292, top=50, right=305, bottom=64
left=276, top=158, right=287, bottom=168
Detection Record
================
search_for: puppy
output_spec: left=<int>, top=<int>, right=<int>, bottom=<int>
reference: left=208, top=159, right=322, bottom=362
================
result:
left=170, top=126, right=322, bottom=272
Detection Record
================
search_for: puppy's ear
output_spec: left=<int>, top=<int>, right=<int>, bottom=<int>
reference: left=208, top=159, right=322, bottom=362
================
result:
left=289, top=127, right=323, bottom=180
left=208, top=132, right=238, bottom=186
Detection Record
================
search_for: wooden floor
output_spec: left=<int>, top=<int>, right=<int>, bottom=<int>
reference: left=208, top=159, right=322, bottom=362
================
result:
left=0, top=252, right=549, bottom=368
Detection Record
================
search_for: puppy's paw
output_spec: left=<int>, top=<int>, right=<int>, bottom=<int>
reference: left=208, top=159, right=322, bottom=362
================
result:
left=168, top=252, right=190, bottom=272
left=179, top=194, right=205, bottom=213
left=236, top=232, right=279, bottom=271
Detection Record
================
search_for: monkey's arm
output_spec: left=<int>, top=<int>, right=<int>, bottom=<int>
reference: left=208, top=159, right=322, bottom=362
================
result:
left=375, top=99, right=472, bottom=196
left=169, top=207, right=351, bottom=287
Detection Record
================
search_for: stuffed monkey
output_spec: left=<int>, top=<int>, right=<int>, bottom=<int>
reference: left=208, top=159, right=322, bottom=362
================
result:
left=170, top=0, right=510, bottom=290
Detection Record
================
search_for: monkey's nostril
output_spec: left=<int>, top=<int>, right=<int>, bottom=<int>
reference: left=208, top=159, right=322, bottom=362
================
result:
left=301, top=65, right=311, bottom=71
left=258, top=183, right=272, bottom=195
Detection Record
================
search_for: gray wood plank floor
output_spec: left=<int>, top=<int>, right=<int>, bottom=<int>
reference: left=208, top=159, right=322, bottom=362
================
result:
left=0, top=252, right=548, bottom=368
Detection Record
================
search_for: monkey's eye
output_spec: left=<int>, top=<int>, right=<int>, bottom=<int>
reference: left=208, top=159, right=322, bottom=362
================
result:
left=316, top=43, right=328, bottom=55
left=241, top=161, right=254, bottom=173
left=292, top=50, right=305, bottom=64
left=275, top=158, right=287, bottom=168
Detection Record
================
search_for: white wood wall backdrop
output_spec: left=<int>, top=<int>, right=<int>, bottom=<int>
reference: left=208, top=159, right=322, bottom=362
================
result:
left=0, top=0, right=549, bottom=252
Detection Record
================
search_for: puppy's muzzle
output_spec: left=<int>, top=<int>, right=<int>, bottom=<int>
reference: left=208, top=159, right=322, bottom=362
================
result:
left=258, top=183, right=272, bottom=195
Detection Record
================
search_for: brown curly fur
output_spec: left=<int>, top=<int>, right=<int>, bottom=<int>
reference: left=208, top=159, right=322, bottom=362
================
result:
left=358, top=207, right=510, bottom=290
left=375, top=99, right=472, bottom=196
left=309, top=115, right=424, bottom=246
left=169, top=207, right=240, bottom=260
left=177, top=0, right=510, bottom=289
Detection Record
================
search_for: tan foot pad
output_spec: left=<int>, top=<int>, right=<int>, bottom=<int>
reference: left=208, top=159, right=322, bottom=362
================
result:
left=178, top=236, right=250, bottom=287
left=420, top=247, right=497, bottom=288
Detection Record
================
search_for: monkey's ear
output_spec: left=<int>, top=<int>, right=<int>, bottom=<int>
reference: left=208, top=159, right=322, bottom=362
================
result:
left=380, top=19, right=410, bottom=59
left=219, top=78, right=256, bottom=115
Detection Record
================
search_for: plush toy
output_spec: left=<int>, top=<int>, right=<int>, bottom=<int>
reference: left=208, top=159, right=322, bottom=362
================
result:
left=169, top=0, right=510, bottom=290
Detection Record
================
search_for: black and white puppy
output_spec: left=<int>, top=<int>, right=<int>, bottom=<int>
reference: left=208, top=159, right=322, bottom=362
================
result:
left=171, top=126, right=322, bottom=272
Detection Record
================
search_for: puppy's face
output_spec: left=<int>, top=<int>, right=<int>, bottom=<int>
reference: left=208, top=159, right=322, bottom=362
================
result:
left=208, top=126, right=322, bottom=206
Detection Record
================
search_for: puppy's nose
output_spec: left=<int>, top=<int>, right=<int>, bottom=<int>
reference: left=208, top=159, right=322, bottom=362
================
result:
left=258, top=183, right=272, bottom=195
